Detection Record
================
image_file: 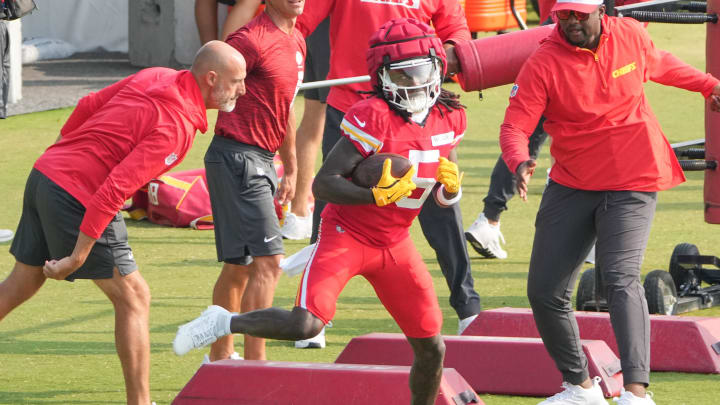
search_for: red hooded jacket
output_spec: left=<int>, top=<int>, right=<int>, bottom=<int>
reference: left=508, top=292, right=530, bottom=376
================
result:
left=500, top=16, right=719, bottom=192
left=34, top=68, right=208, bottom=239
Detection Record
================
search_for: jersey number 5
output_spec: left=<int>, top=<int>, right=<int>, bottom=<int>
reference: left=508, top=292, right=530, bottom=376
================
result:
left=396, top=149, right=439, bottom=209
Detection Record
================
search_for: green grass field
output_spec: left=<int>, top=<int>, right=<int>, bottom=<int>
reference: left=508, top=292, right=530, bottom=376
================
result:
left=1, top=21, right=720, bottom=405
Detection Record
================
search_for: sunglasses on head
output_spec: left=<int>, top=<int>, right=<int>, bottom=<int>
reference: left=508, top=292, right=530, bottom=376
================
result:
left=554, top=9, right=591, bottom=21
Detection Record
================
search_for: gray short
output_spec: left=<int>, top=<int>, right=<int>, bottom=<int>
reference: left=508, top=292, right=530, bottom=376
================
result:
left=302, top=17, right=330, bottom=103
left=204, top=136, right=284, bottom=264
left=10, top=169, right=137, bottom=281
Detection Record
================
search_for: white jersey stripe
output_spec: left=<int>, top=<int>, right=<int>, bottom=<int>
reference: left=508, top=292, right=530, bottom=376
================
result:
left=340, top=120, right=383, bottom=154
left=452, top=132, right=465, bottom=146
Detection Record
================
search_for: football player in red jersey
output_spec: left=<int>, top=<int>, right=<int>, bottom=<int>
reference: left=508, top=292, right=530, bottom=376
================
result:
left=298, top=0, right=483, bottom=334
left=174, top=19, right=471, bottom=405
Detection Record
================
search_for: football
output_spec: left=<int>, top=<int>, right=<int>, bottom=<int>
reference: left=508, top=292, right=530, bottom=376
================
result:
left=351, top=153, right=413, bottom=188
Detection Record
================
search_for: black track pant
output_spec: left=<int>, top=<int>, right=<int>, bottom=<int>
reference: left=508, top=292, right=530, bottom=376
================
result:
left=527, top=181, right=655, bottom=386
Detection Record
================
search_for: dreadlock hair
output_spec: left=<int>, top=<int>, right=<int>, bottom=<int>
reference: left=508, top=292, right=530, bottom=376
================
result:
left=436, top=88, right=466, bottom=116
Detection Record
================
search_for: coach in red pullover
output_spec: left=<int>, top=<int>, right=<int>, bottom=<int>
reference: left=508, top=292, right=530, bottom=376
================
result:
left=0, top=41, right=246, bottom=405
left=500, top=1, right=720, bottom=404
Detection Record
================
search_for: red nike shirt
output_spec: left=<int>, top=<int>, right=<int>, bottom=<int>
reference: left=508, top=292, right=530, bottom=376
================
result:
left=215, top=12, right=306, bottom=152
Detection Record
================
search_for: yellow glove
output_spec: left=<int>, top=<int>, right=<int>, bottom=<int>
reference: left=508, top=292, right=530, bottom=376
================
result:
left=371, top=159, right=417, bottom=207
left=436, top=157, right=463, bottom=194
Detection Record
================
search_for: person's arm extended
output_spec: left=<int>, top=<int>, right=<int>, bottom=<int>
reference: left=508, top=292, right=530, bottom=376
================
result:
left=43, top=231, right=96, bottom=280
left=444, top=43, right=461, bottom=77
left=294, top=0, right=333, bottom=38
left=642, top=24, right=720, bottom=97
left=195, top=0, right=220, bottom=44
left=432, top=0, right=472, bottom=46
left=276, top=111, right=297, bottom=206
left=312, top=137, right=375, bottom=205
left=436, top=0, right=471, bottom=76
left=649, top=49, right=720, bottom=97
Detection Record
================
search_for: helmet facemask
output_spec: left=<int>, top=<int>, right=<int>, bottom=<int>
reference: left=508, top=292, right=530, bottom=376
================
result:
left=379, top=57, right=443, bottom=114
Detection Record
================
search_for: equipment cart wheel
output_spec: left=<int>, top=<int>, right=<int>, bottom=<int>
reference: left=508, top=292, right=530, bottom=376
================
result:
left=576, top=267, right=596, bottom=311
left=669, top=243, right=701, bottom=292
left=644, top=269, right=678, bottom=315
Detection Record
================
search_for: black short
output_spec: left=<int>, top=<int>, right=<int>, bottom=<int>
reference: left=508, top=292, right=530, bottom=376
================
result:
left=10, top=169, right=137, bottom=281
left=302, top=17, right=330, bottom=103
left=204, top=136, right=284, bottom=264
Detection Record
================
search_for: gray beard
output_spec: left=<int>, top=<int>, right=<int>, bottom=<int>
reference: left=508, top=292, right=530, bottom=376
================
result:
left=218, top=100, right=236, bottom=112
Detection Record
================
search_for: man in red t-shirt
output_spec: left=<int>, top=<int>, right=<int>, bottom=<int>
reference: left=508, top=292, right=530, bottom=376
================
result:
left=203, top=0, right=305, bottom=362
left=502, top=1, right=720, bottom=403
left=0, top=41, right=246, bottom=405
left=175, top=19, right=473, bottom=405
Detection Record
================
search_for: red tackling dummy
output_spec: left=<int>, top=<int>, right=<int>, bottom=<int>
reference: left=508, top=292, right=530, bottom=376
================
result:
left=454, top=24, right=555, bottom=91
left=336, top=333, right=623, bottom=397
left=463, top=307, right=720, bottom=373
left=705, top=0, right=720, bottom=223
left=173, top=360, right=483, bottom=404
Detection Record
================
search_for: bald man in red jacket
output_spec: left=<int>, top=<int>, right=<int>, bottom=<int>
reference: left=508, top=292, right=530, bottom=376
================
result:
left=0, top=41, right=247, bottom=405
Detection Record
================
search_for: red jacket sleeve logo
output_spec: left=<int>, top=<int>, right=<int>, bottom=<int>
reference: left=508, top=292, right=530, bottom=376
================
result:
left=165, top=152, right=178, bottom=166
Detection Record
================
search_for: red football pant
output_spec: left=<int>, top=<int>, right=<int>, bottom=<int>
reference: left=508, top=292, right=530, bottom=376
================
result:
left=295, top=219, right=443, bottom=338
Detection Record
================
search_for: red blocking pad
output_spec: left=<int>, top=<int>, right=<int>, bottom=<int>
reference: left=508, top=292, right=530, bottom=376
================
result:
left=335, top=333, right=623, bottom=397
left=173, top=359, right=483, bottom=405
left=705, top=0, right=720, bottom=223
left=463, top=307, right=720, bottom=373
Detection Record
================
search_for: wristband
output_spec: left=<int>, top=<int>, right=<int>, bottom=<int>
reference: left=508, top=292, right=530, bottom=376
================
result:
left=435, top=184, right=462, bottom=206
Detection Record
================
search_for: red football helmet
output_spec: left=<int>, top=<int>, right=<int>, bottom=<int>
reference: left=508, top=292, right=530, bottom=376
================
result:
left=366, top=18, right=447, bottom=114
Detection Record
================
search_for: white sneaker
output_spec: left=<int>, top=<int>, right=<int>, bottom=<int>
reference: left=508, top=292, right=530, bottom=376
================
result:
left=281, top=213, right=312, bottom=240
left=295, top=326, right=326, bottom=349
left=0, top=229, right=14, bottom=243
left=538, top=377, right=608, bottom=405
left=173, top=305, right=233, bottom=356
left=202, top=351, right=243, bottom=364
left=458, top=314, right=478, bottom=335
left=465, top=213, right=507, bottom=259
left=613, top=390, right=655, bottom=405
